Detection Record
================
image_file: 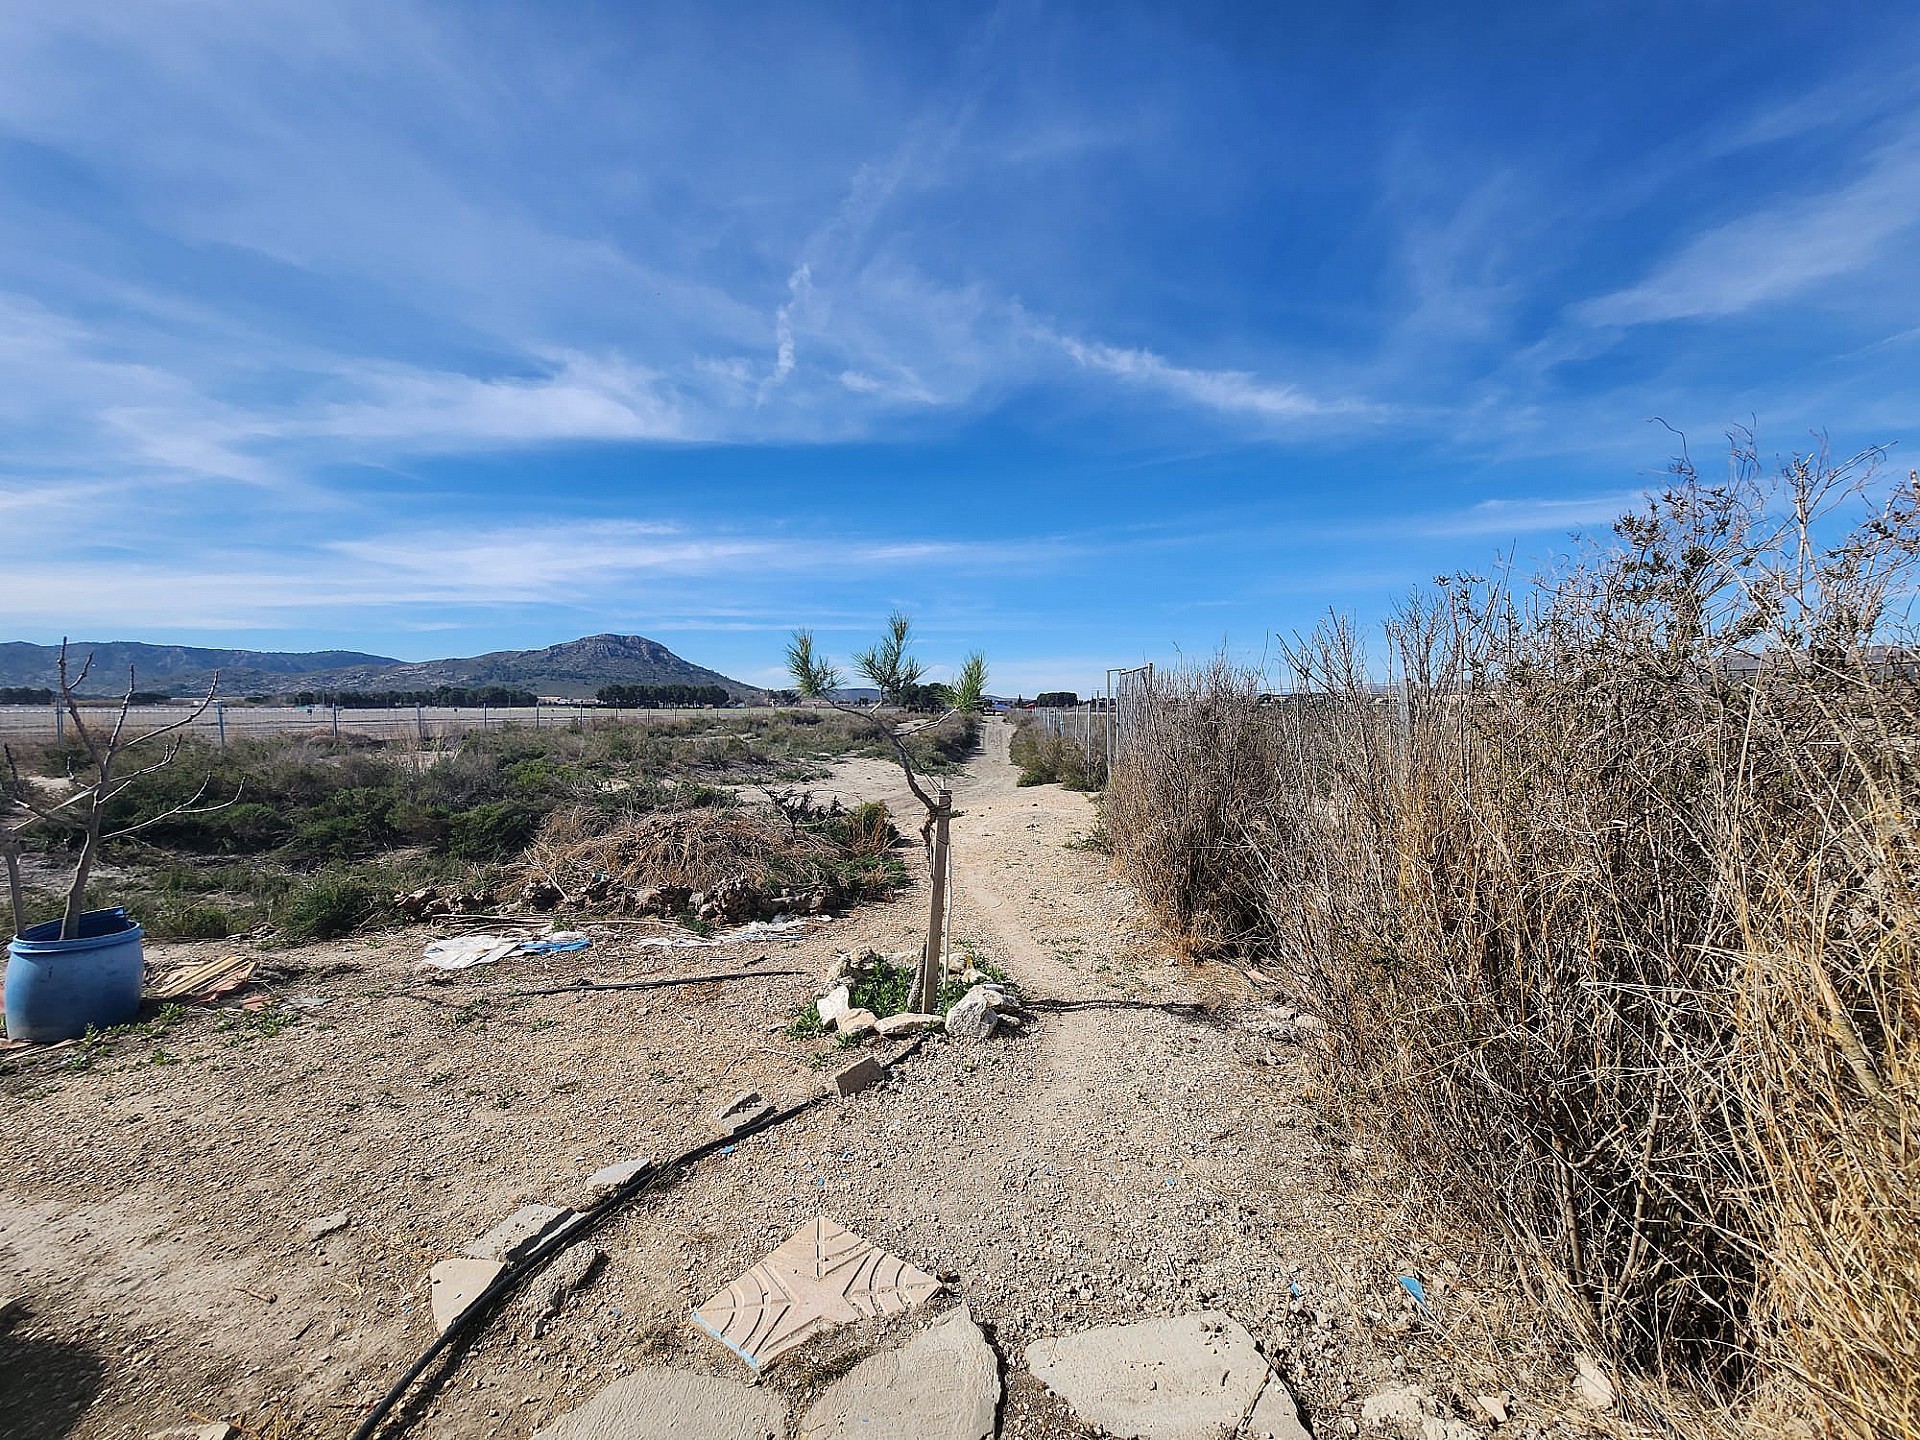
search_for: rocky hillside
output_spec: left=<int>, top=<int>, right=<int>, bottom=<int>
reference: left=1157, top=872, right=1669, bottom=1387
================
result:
left=0, top=634, right=759, bottom=701
left=0, top=641, right=401, bottom=696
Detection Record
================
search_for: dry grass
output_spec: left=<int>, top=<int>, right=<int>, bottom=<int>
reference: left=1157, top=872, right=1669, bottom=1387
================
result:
left=1107, top=438, right=1920, bottom=1436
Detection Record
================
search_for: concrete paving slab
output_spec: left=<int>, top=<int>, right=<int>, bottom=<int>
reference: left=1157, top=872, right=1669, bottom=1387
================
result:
left=585, top=1156, right=652, bottom=1194
left=693, top=1216, right=941, bottom=1370
left=716, top=1089, right=777, bottom=1135
left=532, top=1366, right=786, bottom=1440
left=464, top=1203, right=574, bottom=1262
left=1024, top=1310, right=1272, bottom=1440
left=429, top=1256, right=506, bottom=1331
left=832, top=1054, right=885, bottom=1096
left=798, top=1304, right=999, bottom=1440
left=1245, top=1374, right=1312, bottom=1440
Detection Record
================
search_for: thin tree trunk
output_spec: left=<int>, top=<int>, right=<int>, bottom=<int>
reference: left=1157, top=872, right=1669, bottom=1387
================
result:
left=60, top=814, right=100, bottom=940
left=3, top=845, right=24, bottom=940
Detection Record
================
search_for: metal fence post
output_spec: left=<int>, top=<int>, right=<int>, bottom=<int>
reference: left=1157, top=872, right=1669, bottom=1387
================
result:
left=216, top=702, right=226, bottom=749
left=54, top=702, right=63, bottom=744
left=332, top=704, right=340, bottom=741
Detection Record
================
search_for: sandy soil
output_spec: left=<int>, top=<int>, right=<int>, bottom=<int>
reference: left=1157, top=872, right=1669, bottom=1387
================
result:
left=1, top=719, right=1580, bottom=1440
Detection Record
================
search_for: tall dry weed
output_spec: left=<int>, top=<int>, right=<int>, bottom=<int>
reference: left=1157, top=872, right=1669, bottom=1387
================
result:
left=1107, top=436, right=1920, bottom=1435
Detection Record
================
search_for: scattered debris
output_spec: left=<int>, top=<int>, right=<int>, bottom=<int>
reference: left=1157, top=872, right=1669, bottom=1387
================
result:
left=800, top=1303, right=999, bottom=1440
left=832, top=1054, right=885, bottom=1097
left=394, top=884, right=499, bottom=920
left=873, top=1011, right=943, bottom=1038
left=518, top=930, right=592, bottom=954
left=1398, top=1275, right=1433, bottom=1319
left=429, top=1257, right=506, bottom=1332
left=420, top=935, right=519, bottom=971
left=640, top=917, right=815, bottom=949
left=531, top=1365, right=786, bottom=1440
left=144, top=955, right=257, bottom=1004
left=1025, top=1311, right=1276, bottom=1440
left=301, top=1211, right=349, bottom=1239
left=692, top=1216, right=940, bottom=1370
left=511, top=968, right=806, bottom=998
left=714, top=1090, right=776, bottom=1136
left=465, top=1204, right=579, bottom=1264
left=522, top=1240, right=603, bottom=1338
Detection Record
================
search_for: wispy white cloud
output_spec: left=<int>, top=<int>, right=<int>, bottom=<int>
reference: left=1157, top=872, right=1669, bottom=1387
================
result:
left=1037, top=325, right=1384, bottom=424
left=1572, top=134, right=1920, bottom=328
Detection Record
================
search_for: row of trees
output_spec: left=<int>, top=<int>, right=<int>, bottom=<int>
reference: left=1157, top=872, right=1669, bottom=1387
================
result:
left=289, top=686, right=540, bottom=708
left=595, top=683, right=733, bottom=707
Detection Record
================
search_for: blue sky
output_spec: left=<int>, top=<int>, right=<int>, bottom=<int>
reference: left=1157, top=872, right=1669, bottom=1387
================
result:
left=3, top=2, right=1918, bottom=694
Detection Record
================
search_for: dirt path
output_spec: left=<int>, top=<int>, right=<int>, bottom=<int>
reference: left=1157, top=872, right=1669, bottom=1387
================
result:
left=0, top=720, right=1457, bottom=1439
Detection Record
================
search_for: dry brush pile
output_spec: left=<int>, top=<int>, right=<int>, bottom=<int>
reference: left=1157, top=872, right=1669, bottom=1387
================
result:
left=516, top=792, right=904, bottom=922
left=1106, top=441, right=1920, bottom=1437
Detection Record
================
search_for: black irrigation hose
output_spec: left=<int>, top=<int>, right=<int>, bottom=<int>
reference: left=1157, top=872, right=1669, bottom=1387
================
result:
left=347, top=1032, right=936, bottom=1440
left=509, top=969, right=806, bottom=997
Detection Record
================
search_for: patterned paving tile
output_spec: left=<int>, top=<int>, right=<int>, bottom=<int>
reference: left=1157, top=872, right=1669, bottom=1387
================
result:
left=691, top=1216, right=940, bottom=1369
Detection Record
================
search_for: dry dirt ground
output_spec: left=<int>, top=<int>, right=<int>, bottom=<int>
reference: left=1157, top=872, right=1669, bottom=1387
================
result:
left=1, top=719, right=1591, bottom=1440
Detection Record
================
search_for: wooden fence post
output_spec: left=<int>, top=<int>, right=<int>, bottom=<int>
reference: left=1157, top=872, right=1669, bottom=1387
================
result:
left=916, top=787, right=952, bottom=1014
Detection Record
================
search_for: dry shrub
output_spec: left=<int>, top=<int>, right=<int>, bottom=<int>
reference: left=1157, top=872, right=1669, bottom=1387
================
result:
left=523, top=804, right=830, bottom=894
left=1108, top=437, right=1920, bottom=1435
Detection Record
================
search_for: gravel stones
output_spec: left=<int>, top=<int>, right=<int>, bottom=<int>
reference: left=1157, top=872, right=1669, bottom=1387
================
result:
left=531, top=1366, right=786, bottom=1440
left=799, top=1304, right=1000, bottom=1440
left=1024, top=1311, right=1274, bottom=1440
left=522, top=1240, right=603, bottom=1338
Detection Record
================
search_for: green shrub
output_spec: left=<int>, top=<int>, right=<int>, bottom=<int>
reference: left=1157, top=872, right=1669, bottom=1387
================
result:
left=448, top=801, right=541, bottom=862
left=278, top=870, right=381, bottom=941
left=150, top=901, right=238, bottom=940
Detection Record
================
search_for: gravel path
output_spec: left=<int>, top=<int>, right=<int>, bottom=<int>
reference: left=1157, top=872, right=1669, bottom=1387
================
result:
left=0, top=719, right=1549, bottom=1439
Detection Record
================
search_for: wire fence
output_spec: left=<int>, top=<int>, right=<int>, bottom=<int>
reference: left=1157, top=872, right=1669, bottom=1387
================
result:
left=0, top=703, right=789, bottom=747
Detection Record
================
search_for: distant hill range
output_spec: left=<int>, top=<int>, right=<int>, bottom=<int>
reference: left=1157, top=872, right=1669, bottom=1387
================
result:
left=0, top=634, right=761, bottom=702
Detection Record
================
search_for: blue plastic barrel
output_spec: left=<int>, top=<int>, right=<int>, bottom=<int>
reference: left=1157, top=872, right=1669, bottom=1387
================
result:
left=5, top=908, right=146, bottom=1043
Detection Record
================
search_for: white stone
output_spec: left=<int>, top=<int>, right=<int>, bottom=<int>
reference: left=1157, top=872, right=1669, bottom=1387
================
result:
left=799, top=1305, right=998, bottom=1440
left=430, top=1256, right=506, bottom=1331
left=816, top=984, right=852, bottom=1027
left=302, top=1211, right=349, bottom=1239
left=874, top=1012, right=943, bottom=1038
left=944, top=987, right=1000, bottom=1042
left=465, top=1204, right=577, bottom=1263
left=831, top=1007, right=878, bottom=1037
left=1575, top=1355, right=1614, bottom=1411
left=1025, top=1310, right=1271, bottom=1440
left=533, top=1366, right=787, bottom=1440
left=1245, top=1375, right=1312, bottom=1440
